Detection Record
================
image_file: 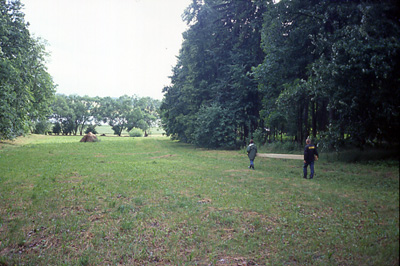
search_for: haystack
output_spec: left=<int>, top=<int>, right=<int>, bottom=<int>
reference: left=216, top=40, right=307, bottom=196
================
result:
left=80, top=132, right=98, bottom=142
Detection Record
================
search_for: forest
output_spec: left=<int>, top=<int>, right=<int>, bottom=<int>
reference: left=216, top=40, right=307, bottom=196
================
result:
left=160, top=0, right=400, bottom=149
left=1, top=0, right=399, bottom=150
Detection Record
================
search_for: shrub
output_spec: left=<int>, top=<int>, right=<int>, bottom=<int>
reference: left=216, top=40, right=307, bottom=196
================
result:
left=85, top=125, right=98, bottom=135
left=52, top=123, right=62, bottom=135
left=129, top=128, right=143, bottom=137
left=33, top=120, right=51, bottom=134
left=194, top=103, right=236, bottom=149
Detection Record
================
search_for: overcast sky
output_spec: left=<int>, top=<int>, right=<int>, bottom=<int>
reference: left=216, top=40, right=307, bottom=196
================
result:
left=22, top=0, right=191, bottom=100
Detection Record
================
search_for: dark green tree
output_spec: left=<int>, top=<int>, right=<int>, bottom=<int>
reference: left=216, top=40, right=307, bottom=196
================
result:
left=306, top=1, right=400, bottom=147
left=194, top=103, right=236, bottom=148
left=254, top=0, right=400, bottom=148
left=0, top=0, right=55, bottom=140
left=51, top=95, right=74, bottom=135
left=161, top=0, right=265, bottom=148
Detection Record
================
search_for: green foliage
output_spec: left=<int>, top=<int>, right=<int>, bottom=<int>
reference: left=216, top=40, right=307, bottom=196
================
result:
left=161, top=0, right=264, bottom=148
left=254, top=0, right=400, bottom=148
left=50, top=95, right=160, bottom=137
left=128, top=127, right=143, bottom=137
left=84, top=125, right=98, bottom=135
left=194, top=103, right=236, bottom=149
left=260, top=140, right=302, bottom=154
left=32, top=120, right=51, bottom=134
left=252, top=128, right=267, bottom=145
left=0, top=0, right=55, bottom=140
left=162, top=0, right=400, bottom=149
left=52, top=122, right=62, bottom=134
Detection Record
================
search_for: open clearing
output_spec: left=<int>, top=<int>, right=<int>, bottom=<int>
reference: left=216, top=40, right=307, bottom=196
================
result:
left=0, top=135, right=398, bottom=265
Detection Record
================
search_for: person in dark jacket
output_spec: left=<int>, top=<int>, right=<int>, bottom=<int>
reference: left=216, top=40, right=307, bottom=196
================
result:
left=247, top=139, right=257, bottom=169
left=303, top=138, right=318, bottom=179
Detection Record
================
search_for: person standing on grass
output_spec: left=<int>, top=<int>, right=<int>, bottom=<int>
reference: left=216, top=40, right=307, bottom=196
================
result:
left=303, top=138, right=318, bottom=179
left=247, top=139, right=257, bottom=170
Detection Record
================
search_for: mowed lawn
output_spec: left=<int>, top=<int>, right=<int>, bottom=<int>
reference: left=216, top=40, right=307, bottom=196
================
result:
left=0, top=135, right=398, bottom=265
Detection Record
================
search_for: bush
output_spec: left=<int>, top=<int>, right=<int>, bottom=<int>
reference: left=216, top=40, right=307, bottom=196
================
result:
left=33, top=120, right=51, bottom=134
left=129, top=128, right=143, bottom=137
left=260, top=140, right=302, bottom=153
left=52, top=123, right=62, bottom=135
left=194, top=103, right=236, bottom=149
left=85, top=125, right=98, bottom=135
left=252, top=128, right=267, bottom=145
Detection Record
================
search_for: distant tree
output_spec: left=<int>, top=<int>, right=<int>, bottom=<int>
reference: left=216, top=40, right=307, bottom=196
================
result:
left=68, top=95, right=97, bottom=135
left=51, top=95, right=74, bottom=135
left=52, top=122, right=61, bottom=135
left=84, top=125, right=98, bottom=135
left=100, top=96, right=144, bottom=136
left=132, top=97, right=160, bottom=136
left=32, top=119, right=51, bottom=134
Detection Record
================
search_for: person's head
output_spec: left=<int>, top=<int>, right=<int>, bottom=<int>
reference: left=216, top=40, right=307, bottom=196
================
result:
left=306, top=138, right=311, bottom=144
left=250, top=139, right=254, bottom=144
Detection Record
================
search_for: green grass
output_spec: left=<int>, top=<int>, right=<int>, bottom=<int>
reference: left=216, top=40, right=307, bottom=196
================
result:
left=0, top=135, right=398, bottom=265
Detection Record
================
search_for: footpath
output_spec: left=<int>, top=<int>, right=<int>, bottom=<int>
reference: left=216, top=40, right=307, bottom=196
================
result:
left=257, top=153, right=303, bottom=160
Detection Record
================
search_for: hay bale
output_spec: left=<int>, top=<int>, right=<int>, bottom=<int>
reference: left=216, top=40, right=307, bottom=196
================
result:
left=80, top=132, right=98, bottom=142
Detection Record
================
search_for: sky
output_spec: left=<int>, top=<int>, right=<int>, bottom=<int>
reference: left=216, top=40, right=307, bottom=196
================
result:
left=22, top=0, right=192, bottom=100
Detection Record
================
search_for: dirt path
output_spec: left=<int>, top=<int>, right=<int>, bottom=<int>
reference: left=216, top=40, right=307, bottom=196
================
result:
left=257, top=153, right=303, bottom=160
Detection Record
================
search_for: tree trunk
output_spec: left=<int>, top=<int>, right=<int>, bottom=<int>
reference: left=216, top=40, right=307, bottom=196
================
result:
left=312, top=101, right=317, bottom=138
left=303, top=97, right=309, bottom=140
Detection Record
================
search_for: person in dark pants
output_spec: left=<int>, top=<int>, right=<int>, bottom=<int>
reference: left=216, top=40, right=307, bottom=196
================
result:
left=247, top=139, right=257, bottom=170
left=303, top=138, right=318, bottom=179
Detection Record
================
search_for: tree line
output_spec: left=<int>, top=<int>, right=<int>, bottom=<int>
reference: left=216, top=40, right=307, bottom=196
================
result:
left=160, top=0, right=400, bottom=149
left=49, top=94, right=160, bottom=137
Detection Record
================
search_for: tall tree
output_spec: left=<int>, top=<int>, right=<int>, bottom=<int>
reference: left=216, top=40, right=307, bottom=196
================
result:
left=0, top=0, right=55, bottom=140
left=132, top=96, right=160, bottom=136
left=161, top=0, right=265, bottom=148
left=306, top=0, right=400, bottom=147
left=254, top=0, right=400, bottom=147
left=51, top=94, right=74, bottom=135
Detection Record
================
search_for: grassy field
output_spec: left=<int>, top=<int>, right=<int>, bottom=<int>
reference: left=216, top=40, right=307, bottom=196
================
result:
left=0, top=135, right=398, bottom=265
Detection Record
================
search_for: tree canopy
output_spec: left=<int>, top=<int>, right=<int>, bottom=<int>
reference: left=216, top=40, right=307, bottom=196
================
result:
left=0, top=0, right=56, bottom=140
left=50, top=95, right=160, bottom=136
left=161, top=0, right=400, bottom=149
left=160, top=0, right=265, bottom=148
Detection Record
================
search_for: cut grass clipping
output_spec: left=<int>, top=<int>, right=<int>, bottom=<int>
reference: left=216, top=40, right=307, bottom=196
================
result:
left=0, top=135, right=398, bottom=265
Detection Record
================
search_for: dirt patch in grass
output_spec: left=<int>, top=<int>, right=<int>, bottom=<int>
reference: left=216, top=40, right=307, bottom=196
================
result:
left=198, top=198, right=212, bottom=204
